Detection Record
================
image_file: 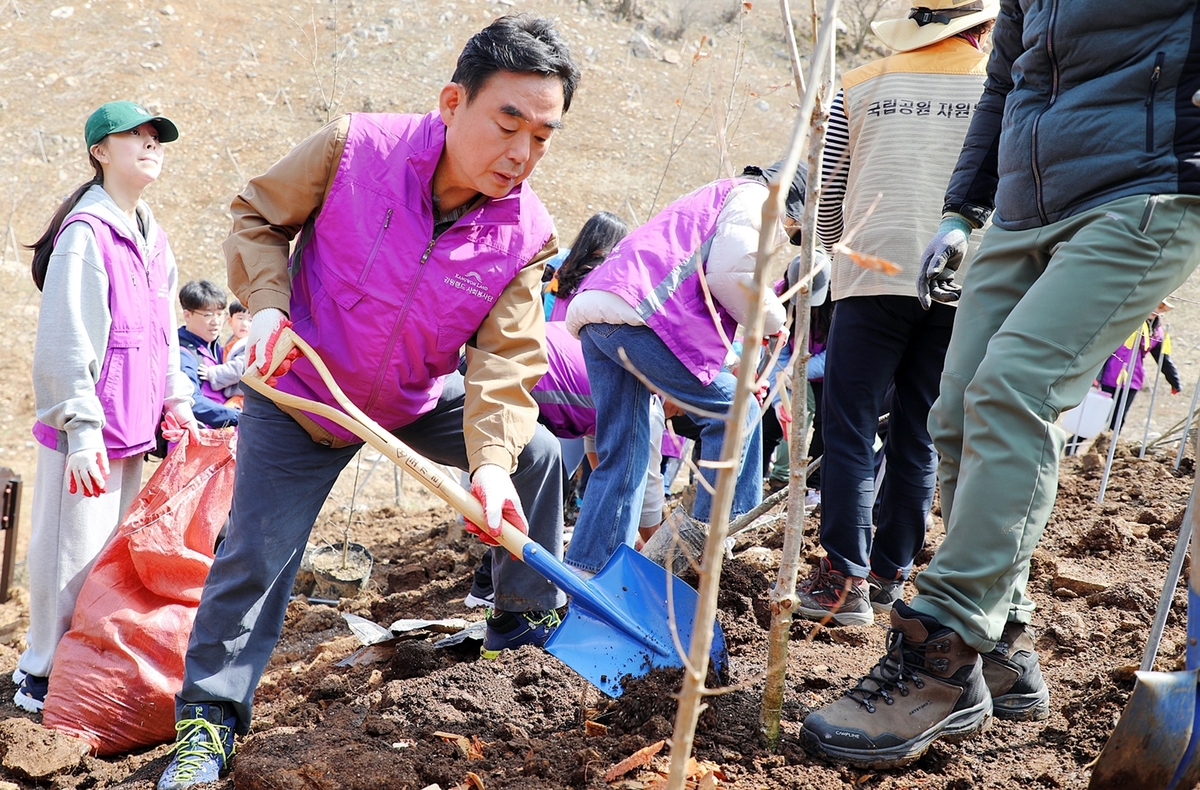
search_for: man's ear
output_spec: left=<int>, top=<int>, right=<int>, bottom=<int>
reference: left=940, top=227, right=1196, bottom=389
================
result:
left=439, top=82, right=465, bottom=125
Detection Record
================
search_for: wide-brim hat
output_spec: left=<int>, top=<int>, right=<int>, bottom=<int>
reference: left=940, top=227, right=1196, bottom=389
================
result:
left=85, top=101, right=179, bottom=148
left=872, top=0, right=999, bottom=53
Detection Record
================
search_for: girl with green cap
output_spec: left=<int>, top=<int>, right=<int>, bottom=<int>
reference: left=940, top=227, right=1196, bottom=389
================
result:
left=13, top=101, right=197, bottom=713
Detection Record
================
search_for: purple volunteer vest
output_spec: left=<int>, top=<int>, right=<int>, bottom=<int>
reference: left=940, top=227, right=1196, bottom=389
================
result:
left=532, top=322, right=595, bottom=439
left=277, top=112, right=554, bottom=442
left=178, top=330, right=228, bottom=404
left=1100, top=321, right=1162, bottom=391
left=33, top=211, right=172, bottom=458
left=577, top=179, right=741, bottom=385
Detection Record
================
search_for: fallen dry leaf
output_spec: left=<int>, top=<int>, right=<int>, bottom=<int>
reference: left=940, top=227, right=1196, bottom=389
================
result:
left=585, top=720, right=609, bottom=737
left=834, top=243, right=902, bottom=275
left=604, top=739, right=666, bottom=782
left=464, top=772, right=485, bottom=790
left=433, top=731, right=473, bottom=758
left=468, top=735, right=487, bottom=760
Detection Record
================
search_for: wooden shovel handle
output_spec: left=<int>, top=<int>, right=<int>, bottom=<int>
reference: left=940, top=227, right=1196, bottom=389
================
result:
left=240, top=327, right=532, bottom=559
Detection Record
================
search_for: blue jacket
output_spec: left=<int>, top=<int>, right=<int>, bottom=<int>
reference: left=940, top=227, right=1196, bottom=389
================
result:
left=945, top=0, right=1200, bottom=230
left=178, top=327, right=240, bottom=428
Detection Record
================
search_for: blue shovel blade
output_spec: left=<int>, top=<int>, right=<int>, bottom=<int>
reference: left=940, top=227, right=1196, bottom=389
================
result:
left=540, top=544, right=728, bottom=698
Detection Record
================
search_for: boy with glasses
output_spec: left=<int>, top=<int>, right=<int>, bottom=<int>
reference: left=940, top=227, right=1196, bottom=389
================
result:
left=178, top=279, right=239, bottom=429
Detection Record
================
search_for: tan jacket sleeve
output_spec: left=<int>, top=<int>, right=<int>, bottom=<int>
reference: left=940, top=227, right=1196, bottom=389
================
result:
left=462, top=234, right=558, bottom=472
left=224, top=116, right=350, bottom=315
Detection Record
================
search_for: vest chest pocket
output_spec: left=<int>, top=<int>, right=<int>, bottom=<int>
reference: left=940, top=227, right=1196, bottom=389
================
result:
left=322, top=270, right=368, bottom=312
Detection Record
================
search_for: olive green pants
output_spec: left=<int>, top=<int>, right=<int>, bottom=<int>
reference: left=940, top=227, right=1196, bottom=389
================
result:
left=913, top=194, right=1200, bottom=652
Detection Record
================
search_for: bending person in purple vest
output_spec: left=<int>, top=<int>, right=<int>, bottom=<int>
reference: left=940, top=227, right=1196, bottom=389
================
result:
left=562, top=163, right=804, bottom=575
left=176, top=280, right=240, bottom=429
left=157, top=16, right=580, bottom=789
left=17, top=101, right=198, bottom=714
left=468, top=321, right=666, bottom=606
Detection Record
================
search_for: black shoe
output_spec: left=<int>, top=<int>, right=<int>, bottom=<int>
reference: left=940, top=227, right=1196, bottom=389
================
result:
left=981, top=621, right=1050, bottom=721
left=800, top=601, right=992, bottom=769
left=480, top=609, right=561, bottom=659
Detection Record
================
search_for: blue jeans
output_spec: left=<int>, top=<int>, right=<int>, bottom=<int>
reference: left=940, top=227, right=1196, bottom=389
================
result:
left=178, top=374, right=564, bottom=732
left=565, top=323, right=761, bottom=574
left=819, top=295, right=954, bottom=581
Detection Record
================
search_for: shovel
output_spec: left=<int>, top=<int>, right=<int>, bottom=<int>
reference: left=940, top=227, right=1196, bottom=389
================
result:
left=1089, top=427, right=1200, bottom=789
left=242, top=328, right=728, bottom=698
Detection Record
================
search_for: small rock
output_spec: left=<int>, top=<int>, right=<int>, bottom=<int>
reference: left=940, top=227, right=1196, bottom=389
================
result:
left=160, top=4, right=174, bottom=14
left=737, top=546, right=776, bottom=571
left=1110, top=664, right=1138, bottom=683
left=49, top=6, right=73, bottom=19
left=629, top=33, right=657, bottom=59
left=0, top=719, right=89, bottom=781
left=1052, top=559, right=1110, bottom=595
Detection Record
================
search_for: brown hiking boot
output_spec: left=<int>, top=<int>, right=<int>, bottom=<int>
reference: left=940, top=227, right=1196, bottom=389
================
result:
left=981, top=621, right=1050, bottom=721
left=796, top=557, right=874, bottom=626
left=800, top=601, right=992, bottom=768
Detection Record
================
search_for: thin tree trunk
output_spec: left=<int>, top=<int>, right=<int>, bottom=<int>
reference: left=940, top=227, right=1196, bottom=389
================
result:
left=760, top=3, right=838, bottom=752
left=664, top=2, right=842, bottom=784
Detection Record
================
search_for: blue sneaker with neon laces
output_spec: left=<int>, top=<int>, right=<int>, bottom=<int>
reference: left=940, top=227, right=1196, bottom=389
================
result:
left=157, top=702, right=236, bottom=790
left=480, top=609, right=561, bottom=659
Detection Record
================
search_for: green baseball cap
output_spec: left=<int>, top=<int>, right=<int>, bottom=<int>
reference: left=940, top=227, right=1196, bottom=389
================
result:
left=84, top=101, right=179, bottom=148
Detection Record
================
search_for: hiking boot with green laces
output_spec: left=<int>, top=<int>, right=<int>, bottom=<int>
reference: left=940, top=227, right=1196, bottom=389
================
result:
left=982, top=621, right=1050, bottom=721
left=157, top=702, right=236, bottom=790
left=480, top=608, right=562, bottom=659
left=800, top=601, right=992, bottom=769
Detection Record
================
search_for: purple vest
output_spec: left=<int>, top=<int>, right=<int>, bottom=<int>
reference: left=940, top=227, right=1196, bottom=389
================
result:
left=33, top=211, right=172, bottom=458
left=1100, top=321, right=1163, bottom=391
left=532, top=322, right=595, bottom=439
left=277, top=112, right=555, bottom=442
left=179, top=331, right=227, bottom=404
left=577, top=179, right=741, bottom=385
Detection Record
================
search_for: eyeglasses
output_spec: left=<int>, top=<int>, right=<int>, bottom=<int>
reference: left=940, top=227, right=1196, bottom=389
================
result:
left=187, top=310, right=226, bottom=320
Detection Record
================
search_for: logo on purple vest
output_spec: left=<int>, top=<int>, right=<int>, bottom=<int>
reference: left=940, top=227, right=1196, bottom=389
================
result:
left=444, top=270, right=496, bottom=304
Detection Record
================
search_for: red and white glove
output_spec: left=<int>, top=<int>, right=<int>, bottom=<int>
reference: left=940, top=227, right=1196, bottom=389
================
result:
left=246, top=307, right=298, bottom=386
left=162, top=401, right=201, bottom=444
left=466, top=463, right=528, bottom=547
left=66, top=449, right=109, bottom=497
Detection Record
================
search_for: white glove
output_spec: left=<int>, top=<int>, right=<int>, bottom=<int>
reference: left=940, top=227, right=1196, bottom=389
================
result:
left=66, top=449, right=109, bottom=497
left=916, top=214, right=973, bottom=309
left=247, top=307, right=289, bottom=378
left=467, top=463, right=528, bottom=546
left=162, top=401, right=201, bottom=443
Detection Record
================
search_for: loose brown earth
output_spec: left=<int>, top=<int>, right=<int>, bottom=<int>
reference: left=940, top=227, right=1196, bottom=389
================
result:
left=4, top=0, right=1200, bottom=788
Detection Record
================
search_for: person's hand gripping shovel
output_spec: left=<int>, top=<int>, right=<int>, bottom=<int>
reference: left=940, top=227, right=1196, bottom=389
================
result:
left=241, top=326, right=727, bottom=697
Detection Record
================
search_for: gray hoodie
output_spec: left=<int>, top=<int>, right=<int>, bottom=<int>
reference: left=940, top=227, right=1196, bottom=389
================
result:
left=33, top=185, right=193, bottom=455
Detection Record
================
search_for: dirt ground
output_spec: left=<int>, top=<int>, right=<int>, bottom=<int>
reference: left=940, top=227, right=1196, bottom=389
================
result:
left=4, top=0, right=1200, bottom=788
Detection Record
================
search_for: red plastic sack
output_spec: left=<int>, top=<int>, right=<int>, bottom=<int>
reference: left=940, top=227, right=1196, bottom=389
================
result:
left=43, top=430, right=236, bottom=755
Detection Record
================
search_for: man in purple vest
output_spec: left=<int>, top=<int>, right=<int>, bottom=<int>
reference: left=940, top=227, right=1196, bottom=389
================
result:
left=158, top=16, right=580, bottom=789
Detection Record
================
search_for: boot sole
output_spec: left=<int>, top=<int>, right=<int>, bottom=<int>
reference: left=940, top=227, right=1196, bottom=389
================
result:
left=796, top=603, right=874, bottom=627
left=13, top=689, right=44, bottom=714
left=869, top=599, right=900, bottom=616
left=800, top=699, right=992, bottom=769
left=993, top=687, right=1051, bottom=721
